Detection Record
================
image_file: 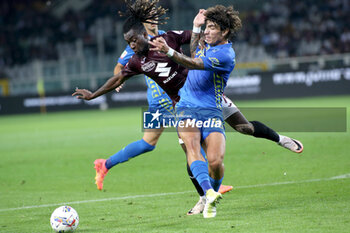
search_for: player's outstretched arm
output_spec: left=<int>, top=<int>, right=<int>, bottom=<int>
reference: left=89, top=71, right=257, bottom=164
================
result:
left=149, top=37, right=205, bottom=70
left=114, top=63, right=124, bottom=75
left=113, top=63, right=125, bottom=92
left=72, top=73, right=128, bottom=100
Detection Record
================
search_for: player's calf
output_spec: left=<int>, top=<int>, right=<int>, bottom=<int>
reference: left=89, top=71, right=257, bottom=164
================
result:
left=233, top=123, right=254, bottom=135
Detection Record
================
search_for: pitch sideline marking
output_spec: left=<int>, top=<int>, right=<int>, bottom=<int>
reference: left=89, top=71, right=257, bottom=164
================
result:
left=1, top=173, right=349, bottom=212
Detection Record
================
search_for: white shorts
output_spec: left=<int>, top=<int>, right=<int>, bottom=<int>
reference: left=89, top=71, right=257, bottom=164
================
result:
left=222, top=95, right=239, bottom=120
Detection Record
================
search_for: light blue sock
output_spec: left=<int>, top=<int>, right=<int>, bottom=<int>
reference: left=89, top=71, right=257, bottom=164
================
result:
left=209, top=176, right=223, bottom=192
left=105, top=139, right=155, bottom=169
left=190, top=160, right=212, bottom=194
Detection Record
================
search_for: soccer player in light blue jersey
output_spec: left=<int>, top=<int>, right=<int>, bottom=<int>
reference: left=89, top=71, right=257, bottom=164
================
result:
left=149, top=5, right=242, bottom=218
left=106, top=19, right=233, bottom=208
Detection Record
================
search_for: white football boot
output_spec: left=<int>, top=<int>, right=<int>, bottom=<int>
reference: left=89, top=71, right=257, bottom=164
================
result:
left=278, top=135, right=304, bottom=153
left=203, top=189, right=222, bottom=218
left=187, top=196, right=206, bottom=215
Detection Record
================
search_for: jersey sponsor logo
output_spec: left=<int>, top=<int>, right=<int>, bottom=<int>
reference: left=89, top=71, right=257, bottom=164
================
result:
left=163, top=71, right=177, bottom=83
left=209, top=57, right=220, bottom=68
left=155, top=62, right=171, bottom=77
left=120, top=50, right=127, bottom=59
left=141, top=61, right=156, bottom=72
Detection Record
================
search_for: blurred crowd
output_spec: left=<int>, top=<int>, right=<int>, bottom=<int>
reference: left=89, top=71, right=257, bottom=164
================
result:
left=1, top=0, right=349, bottom=68
left=0, top=0, right=127, bottom=67
left=239, top=0, right=350, bottom=58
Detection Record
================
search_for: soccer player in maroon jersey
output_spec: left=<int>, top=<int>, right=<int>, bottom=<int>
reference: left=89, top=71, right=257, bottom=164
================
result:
left=73, top=0, right=303, bottom=215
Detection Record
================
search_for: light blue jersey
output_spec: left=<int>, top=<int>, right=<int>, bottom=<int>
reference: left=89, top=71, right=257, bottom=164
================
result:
left=176, top=42, right=235, bottom=140
left=177, top=42, right=235, bottom=110
left=117, top=30, right=174, bottom=115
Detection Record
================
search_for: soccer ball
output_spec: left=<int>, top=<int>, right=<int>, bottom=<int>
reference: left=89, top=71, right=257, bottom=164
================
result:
left=50, top=206, right=79, bottom=232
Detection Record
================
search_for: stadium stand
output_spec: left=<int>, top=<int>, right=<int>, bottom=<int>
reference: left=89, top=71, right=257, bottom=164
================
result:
left=240, top=0, right=350, bottom=58
left=0, top=0, right=349, bottom=96
left=1, top=0, right=349, bottom=67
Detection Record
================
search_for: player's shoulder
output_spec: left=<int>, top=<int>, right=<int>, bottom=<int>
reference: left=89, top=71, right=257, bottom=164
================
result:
left=162, top=30, right=191, bottom=37
left=119, top=45, right=135, bottom=62
left=151, top=30, right=180, bottom=42
left=122, top=45, right=134, bottom=55
left=158, top=30, right=191, bottom=45
left=223, top=46, right=235, bottom=60
left=167, top=30, right=185, bottom=34
left=125, top=53, right=142, bottom=68
left=209, top=43, right=235, bottom=59
left=158, top=30, right=166, bottom=35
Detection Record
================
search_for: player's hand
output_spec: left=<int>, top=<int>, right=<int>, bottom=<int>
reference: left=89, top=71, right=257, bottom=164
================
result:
left=193, top=9, right=206, bottom=27
left=72, top=87, right=94, bottom=100
left=115, top=83, right=124, bottom=92
left=148, top=37, right=169, bottom=54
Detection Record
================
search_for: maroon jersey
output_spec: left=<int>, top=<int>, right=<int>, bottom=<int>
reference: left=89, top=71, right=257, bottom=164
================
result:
left=121, top=30, right=191, bottom=103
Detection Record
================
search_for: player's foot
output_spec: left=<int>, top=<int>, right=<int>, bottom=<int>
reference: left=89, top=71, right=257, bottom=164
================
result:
left=203, top=189, right=222, bottom=218
left=187, top=196, right=206, bottom=215
left=94, top=159, right=108, bottom=190
left=218, top=185, right=233, bottom=194
left=278, top=135, right=304, bottom=153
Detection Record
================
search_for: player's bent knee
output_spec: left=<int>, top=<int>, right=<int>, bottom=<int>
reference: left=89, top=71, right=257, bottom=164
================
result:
left=208, top=160, right=224, bottom=174
left=207, top=156, right=224, bottom=170
left=234, top=123, right=254, bottom=135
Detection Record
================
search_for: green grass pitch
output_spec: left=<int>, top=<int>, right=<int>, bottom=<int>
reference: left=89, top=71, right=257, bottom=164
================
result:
left=1, top=95, right=350, bottom=232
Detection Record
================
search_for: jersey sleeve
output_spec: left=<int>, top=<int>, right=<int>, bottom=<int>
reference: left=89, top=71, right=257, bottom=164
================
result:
left=158, top=30, right=166, bottom=35
left=201, top=50, right=235, bottom=73
left=117, top=45, right=135, bottom=66
left=167, top=30, right=192, bottom=45
left=120, top=56, right=141, bottom=78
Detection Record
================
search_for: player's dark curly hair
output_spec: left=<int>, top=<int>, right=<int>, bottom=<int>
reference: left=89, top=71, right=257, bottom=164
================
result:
left=120, top=0, right=168, bottom=34
left=204, top=5, right=242, bottom=39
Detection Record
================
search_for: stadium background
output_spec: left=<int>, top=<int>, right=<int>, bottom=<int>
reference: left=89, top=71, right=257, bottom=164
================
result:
left=0, top=0, right=349, bottom=114
left=0, top=1, right=350, bottom=232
